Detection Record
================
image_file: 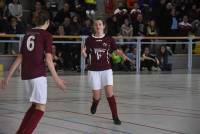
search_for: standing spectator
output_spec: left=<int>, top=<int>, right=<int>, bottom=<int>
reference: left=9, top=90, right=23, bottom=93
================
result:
left=8, top=0, right=22, bottom=21
left=178, top=15, right=192, bottom=51
left=168, top=8, right=179, bottom=53
left=153, top=0, right=171, bottom=36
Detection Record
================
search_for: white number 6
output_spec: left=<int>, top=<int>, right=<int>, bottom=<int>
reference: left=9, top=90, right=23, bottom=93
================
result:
left=27, top=35, right=35, bottom=51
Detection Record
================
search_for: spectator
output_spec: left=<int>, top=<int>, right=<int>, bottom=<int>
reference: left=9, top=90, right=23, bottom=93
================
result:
left=107, top=15, right=120, bottom=36
left=70, top=15, right=81, bottom=35
left=120, top=18, right=133, bottom=37
left=8, top=0, right=22, bottom=21
left=178, top=15, right=192, bottom=51
left=132, top=13, right=146, bottom=36
left=141, top=47, right=159, bottom=71
left=130, top=3, right=141, bottom=23
left=0, top=0, right=8, bottom=20
left=146, top=19, right=158, bottom=36
left=54, top=2, right=71, bottom=26
left=168, top=8, right=179, bottom=53
left=31, top=1, right=43, bottom=26
left=7, top=16, right=24, bottom=34
left=52, top=45, right=64, bottom=71
left=192, top=19, right=200, bottom=36
left=62, top=17, right=71, bottom=35
left=81, top=18, right=92, bottom=35
left=153, top=0, right=171, bottom=36
left=157, top=46, right=172, bottom=71
left=113, top=2, right=128, bottom=26
left=125, top=47, right=136, bottom=71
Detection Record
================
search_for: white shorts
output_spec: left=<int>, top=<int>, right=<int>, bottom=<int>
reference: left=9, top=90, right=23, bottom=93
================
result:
left=88, top=69, right=113, bottom=90
left=24, top=77, right=47, bottom=104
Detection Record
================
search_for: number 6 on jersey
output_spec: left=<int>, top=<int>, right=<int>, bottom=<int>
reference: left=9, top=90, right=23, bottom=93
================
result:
left=27, top=35, right=35, bottom=51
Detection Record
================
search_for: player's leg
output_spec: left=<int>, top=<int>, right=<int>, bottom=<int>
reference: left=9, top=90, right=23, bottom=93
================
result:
left=88, top=71, right=101, bottom=114
left=16, top=103, right=36, bottom=133
left=91, top=89, right=101, bottom=114
left=105, top=85, right=121, bottom=125
left=102, top=69, right=121, bottom=125
left=17, top=77, right=47, bottom=133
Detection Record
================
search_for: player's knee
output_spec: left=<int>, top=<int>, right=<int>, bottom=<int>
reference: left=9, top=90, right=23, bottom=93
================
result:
left=35, top=104, right=46, bottom=112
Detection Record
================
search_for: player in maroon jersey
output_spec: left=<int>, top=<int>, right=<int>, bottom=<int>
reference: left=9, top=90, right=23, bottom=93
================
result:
left=81, top=18, right=130, bottom=125
left=1, top=10, right=66, bottom=134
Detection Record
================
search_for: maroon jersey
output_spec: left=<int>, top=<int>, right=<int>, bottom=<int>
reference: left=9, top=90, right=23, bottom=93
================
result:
left=20, top=29, right=52, bottom=80
left=86, top=35, right=117, bottom=71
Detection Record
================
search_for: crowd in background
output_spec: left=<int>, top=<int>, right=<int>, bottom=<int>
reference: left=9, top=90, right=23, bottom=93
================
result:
left=0, top=0, right=200, bottom=71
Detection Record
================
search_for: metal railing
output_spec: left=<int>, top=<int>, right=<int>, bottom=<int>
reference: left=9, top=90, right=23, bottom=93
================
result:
left=0, top=34, right=200, bottom=74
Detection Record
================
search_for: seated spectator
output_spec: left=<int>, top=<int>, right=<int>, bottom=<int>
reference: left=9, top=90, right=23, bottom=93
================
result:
left=70, top=15, right=81, bottom=35
left=107, top=14, right=120, bottom=36
left=7, top=16, right=24, bottom=34
left=8, top=0, right=22, bottom=21
left=146, top=19, right=158, bottom=36
left=130, top=3, right=141, bottom=23
left=120, top=18, right=133, bottom=37
left=141, top=47, right=159, bottom=71
left=81, top=18, right=92, bottom=35
left=157, top=46, right=172, bottom=71
left=54, top=2, right=71, bottom=26
left=125, top=47, right=136, bottom=71
left=0, top=0, right=9, bottom=20
left=31, top=0, right=42, bottom=26
left=52, top=45, right=64, bottom=71
left=132, top=13, right=146, bottom=36
left=62, top=17, right=71, bottom=35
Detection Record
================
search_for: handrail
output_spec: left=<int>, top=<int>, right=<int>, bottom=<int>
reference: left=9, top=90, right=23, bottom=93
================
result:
left=0, top=34, right=199, bottom=74
left=0, top=34, right=200, bottom=40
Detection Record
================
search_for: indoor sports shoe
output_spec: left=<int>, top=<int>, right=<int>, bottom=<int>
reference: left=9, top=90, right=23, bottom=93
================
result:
left=90, top=103, right=98, bottom=114
left=113, top=117, right=121, bottom=125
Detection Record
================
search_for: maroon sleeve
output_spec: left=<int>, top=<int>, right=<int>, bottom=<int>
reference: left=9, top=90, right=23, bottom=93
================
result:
left=110, top=37, right=117, bottom=52
left=44, top=32, right=53, bottom=54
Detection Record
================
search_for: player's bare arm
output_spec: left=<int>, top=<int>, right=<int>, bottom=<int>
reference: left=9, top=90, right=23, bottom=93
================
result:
left=45, top=53, right=66, bottom=91
left=2, top=54, right=22, bottom=89
left=81, top=46, right=87, bottom=58
left=115, top=49, right=134, bottom=64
